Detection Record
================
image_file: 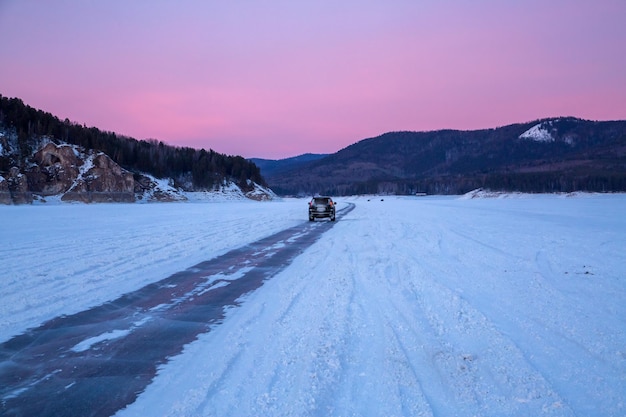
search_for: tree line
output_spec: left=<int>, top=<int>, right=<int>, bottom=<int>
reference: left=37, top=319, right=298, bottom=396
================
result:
left=293, top=172, right=626, bottom=197
left=0, top=95, right=265, bottom=190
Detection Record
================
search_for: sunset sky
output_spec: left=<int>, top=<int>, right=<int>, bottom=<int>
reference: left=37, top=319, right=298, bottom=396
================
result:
left=1, top=1, right=625, bottom=159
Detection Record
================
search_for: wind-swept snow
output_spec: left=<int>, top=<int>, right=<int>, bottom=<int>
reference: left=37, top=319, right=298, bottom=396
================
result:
left=1, top=195, right=625, bottom=416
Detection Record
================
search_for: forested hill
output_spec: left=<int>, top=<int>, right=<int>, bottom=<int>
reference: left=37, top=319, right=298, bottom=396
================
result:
left=0, top=95, right=265, bottom=190
left=267, top=117, right=626, bottom=196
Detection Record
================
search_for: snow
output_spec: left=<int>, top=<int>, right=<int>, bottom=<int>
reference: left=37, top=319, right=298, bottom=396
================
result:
left=2, top=194, right=625, bottom=416
left=65, top=149, right=96, bottom=193
left=0, top=199, right=305, bottom=339
left=460, top=188, right=532, bottom=199
left=71, top=328, right=133, bottom=353
left=520, top=122, right=555, bottom=142
left=137, top=174, right=188, bottom=202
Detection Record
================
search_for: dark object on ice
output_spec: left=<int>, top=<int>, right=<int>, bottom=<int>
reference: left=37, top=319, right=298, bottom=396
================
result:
left=308, top=196, right=336, bottom=221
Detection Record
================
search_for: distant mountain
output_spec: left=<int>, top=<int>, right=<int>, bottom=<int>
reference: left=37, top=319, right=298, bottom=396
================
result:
left=268, top=117, right=626, bottom=196
left=250, top=153, right=328, bottom=178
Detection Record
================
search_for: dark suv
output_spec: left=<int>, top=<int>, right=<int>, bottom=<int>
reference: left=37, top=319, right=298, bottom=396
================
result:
left=308, top=196, right=336, bottom=221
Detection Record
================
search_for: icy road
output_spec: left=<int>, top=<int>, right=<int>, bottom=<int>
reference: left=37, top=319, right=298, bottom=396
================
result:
left=1, top=194, right=625, bottom=417
left=0, top=202, right=354, bottom=416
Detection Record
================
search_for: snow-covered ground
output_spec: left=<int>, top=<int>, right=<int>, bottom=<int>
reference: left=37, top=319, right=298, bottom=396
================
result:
left=1, top=194, right=625, bottom=416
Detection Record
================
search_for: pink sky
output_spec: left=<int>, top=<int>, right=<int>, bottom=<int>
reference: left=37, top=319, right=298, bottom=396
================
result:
left=1, top=1, right=625, bottom=159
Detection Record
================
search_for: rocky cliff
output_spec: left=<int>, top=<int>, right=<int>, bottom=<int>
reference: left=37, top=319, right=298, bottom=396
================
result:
left=30, top=142, right=137, bottom=203
left=1, top=140, right=148, bottom=204
left=0, top=135, right=273, bottom=204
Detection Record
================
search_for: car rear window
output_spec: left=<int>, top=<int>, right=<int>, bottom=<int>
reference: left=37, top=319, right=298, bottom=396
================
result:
left=314, top=198, right=330, bottom=204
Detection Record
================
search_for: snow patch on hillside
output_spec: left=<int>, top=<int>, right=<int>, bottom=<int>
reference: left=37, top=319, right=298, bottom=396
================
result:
left=181, top=181, right=274, bottom=202
left=65, top=148, right=96, bottom=194
left=519, top=122, right=554, bottom=142
left=135, top=174, right=187, bottom=203
left=461, top=188, right=530, bottom=199
left=244, top=180, right=276, bottom=201
left=462, top=188, right=604, bottom=200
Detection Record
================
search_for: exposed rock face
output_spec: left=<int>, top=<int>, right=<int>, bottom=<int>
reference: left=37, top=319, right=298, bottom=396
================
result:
left=7, top=166, right=33, bottom=204
left=0, top=175, right=12, bottom=205
left=21, top=142, right=135, bottom=203
left=1, top=140, right=271, bottom=204
left=0, top=142, right=136, bottom=204
left=29, top=143, right=81, bottom=196
left=61, top=153, right=135, bottom=203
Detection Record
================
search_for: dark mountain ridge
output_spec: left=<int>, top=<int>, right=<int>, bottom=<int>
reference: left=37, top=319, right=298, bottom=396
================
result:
left=250, top=153, right=328, bottom=178
left=268, top=117, right=626, bottom=195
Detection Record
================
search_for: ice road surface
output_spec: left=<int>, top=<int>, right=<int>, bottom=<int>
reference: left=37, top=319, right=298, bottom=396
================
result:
left=1, top=194, right=625, bottom=417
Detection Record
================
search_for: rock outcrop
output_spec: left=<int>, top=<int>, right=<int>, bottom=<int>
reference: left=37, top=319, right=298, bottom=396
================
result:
left=29, top=143, right=81, bottom=196
left=0, top=139, right=272, bottom=204
left=61, top=153, right=135, bottom=203
left=0, top=175, right=12, bottom=204
left=0, top=142, right=138, bottom=204
left=7, top=166, right=33, bottom=204
left=23, top=143, right=135, bottom=203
